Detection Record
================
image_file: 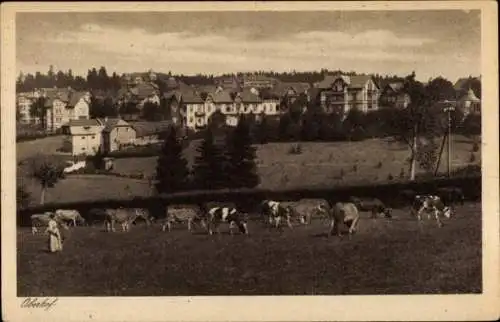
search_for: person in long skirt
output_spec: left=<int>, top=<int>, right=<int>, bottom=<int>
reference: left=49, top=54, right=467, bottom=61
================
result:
left=45, top=213, right=63, bottom=252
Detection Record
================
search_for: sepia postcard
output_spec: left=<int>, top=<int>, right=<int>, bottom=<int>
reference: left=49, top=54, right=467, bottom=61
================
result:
left=1, top=1, right=499, bottom=321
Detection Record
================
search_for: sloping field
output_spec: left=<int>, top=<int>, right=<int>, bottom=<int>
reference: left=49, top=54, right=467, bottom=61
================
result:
left=17, top=203, right=481, bottom=296
left=17, top=136, right=480, bottom=205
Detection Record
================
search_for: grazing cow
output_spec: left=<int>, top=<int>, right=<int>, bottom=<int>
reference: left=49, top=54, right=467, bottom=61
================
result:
left=436, top=187, right=465, bottom=206
left=411, top=195, right=452, bottom=228
left=328, top=202, right=360, bottom=237
left=162, top=204, right=207, bottom=232
left=284, top=199, right=330, bottom=225
left=31, top=212, right=69, bottom=235
left=261, top=200, right=293, bottom=230
left=349, top=197, right=392, bottom=219
left=206, top=206, right=248, bottom=235
left=55, top=209, right=86, bottom=227
left=104, top=208, right=151, bottom=232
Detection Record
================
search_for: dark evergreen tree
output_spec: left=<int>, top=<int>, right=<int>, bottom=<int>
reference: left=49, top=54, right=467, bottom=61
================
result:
left=191, top=128, right=228, bottom=190
left=225, top=116, right=260, bottom=189
left=154, top=127, right=190, bottom=194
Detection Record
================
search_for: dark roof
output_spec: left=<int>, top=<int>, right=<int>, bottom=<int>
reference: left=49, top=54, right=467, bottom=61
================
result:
left=238, top=89, right=262, bottom=103
left=385, top=82, right=405, bottom=92
left=130, top=121, right=172, bottom=137
left=272, top=82, right=311, bottom=97
left=100, top=118, right=131, bottom=133
left=66, top=119, right=101, bottom=127
left=181, top=90, right=204, bottom=103
left=213, top=90, right=233, bottom=103
left=315, top=74, right=376, bottom=90
left=68, top=91, right=88, bottom=107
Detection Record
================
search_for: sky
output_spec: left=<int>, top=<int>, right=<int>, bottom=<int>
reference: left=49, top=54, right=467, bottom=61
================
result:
left=16, top=10, right=481, bottom=82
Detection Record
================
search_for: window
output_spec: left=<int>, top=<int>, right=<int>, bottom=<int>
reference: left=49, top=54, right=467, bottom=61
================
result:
left=126, top=127, right=129, bottom=132
left=91, top=136, right=95, bottom=139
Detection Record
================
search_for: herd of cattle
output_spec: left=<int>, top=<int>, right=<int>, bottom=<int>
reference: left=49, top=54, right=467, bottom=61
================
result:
left=29, top=186, right=466, bottom=237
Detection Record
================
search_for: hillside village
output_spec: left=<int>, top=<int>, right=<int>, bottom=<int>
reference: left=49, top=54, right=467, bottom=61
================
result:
left=16, top=69, right=481, bottom=157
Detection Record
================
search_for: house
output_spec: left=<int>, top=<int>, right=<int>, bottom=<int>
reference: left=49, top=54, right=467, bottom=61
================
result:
left=379, top=82, right=411, bottom=109
left=100, top=118, right=136, bottom=153
left=314, top=74, right=380, bottom=114
left=16, top=91, right=42, bottom=124
left=457, top=88, right=481, bottom=115
left=61, top=119, right=103, bottom=156
left=454, top=76, right=481, bottom=100
left=45, top=88, right=91, bottom=132
left=131, top=121, right=172, bottom=145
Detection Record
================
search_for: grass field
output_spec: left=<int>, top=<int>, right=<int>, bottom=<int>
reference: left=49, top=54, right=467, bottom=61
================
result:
left=17, top=203, right=482, bottom=296
left=17, top=135, right=480, bottom=205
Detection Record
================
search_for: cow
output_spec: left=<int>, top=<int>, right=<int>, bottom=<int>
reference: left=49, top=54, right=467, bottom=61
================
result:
left=328, top=202, right=360, bottom=237
left=54, top=209, right=86, bottom=227
left=261, top=200, right=293, bottom=230
left=283, top=199, right=330, bottom=225
left=104, top=208, right=151, bottom=232
left=411, top=195, right=452, bottom=228
left=30, top=212, right=69, bottom=235
left=349, top=197, right=392, bottom=219
left=162, top=204, right=207, bottom=232
left=206, top=206, right=248, bottom=235
left=436, top=187, right=465, bottom=206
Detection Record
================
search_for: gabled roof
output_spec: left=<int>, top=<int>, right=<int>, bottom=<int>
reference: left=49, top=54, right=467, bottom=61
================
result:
left=131, top=121, right=172, bottom=138
left=272, top=82, right=311, bottom=97
left=68, top=91, right=89, bottom=107
left=385, top=82, right=405, bottom=92
left=100, top=118, right=131, bottom=133
left=65, top=119, right=101, bottom=127
left=460, top=88, right=481, bottom=102
left=181, top=90, right=204, bottom=103
left=134, top=82, right=159, bottom=100
left=238, top=89, right=262, bottom=103
left=315, top=74, right=376, bottom=90
left=213, top=90, right=233, bottom=103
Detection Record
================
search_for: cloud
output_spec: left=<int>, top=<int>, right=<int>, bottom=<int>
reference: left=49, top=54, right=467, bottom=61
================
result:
left=18, top=22, right=478, bottom=81
left=43, top=24, right=436, bottom=67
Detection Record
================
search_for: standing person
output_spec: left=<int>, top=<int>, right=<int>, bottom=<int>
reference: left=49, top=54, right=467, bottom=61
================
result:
left=45, top=213, right=63, bottom=253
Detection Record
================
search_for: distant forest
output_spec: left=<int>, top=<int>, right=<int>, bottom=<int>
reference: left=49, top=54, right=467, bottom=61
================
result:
left=17, top=65, right=421, bottom=93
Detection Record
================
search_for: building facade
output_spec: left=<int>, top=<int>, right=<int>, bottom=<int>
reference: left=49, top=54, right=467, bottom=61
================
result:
left=101, top=118, right=136, bottom=153
left=45, top=89, right=91, bottom=132
left=314, top=74, right=380, bottom=114
left=61, top=119, right=103, bottom=156
left=379, top=82, right=411, bottom=109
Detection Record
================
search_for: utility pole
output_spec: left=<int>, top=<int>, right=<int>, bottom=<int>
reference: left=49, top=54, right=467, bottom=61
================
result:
left=444, top=105, right=455, bottom=177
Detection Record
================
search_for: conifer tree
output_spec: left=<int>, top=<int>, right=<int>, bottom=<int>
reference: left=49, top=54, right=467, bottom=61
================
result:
left=154, top=127, right=190, bottom=194
left=225, top=116, right=260, bottom=188
left=191, top=128, right=228, bottom=190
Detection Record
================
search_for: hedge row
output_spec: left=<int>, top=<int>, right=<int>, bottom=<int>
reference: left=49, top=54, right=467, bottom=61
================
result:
left=17, top=175, right=481, bottom=226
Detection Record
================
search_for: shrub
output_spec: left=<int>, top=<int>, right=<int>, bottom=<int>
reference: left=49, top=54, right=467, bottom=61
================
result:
left=375, top=161, right=383, bottom=169
left=387, top=173, right=394, bottom=181
left=472, top=142, right=480, bottom=152
left=469, top=153, right=476, bottom=163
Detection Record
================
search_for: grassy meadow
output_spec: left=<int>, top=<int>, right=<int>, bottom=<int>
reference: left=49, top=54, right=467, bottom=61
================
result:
left=17, top=135, right=480, bottom=205
left=17, top=202, right=482, bottom=296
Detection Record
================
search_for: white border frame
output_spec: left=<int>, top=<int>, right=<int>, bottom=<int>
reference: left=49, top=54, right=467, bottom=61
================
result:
left=2, top=2, right=499, bottom=321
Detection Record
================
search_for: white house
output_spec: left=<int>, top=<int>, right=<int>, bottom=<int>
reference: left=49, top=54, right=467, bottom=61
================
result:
left=61, top=119, right=103, bottom=156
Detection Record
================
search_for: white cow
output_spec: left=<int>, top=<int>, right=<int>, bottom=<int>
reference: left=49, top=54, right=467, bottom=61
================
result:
left=328, top=202, right=360, bottom=237
left=261, top=200, right=293, bottom=230
left=162, top=205, right=207, bottom=232
left=104, top=208, right=151, bottom=232
left=55, top=209, right=86, bottom=227
left=411, top=195, right=452, bottom=228
left=206, top=206, right=248, bottom=235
